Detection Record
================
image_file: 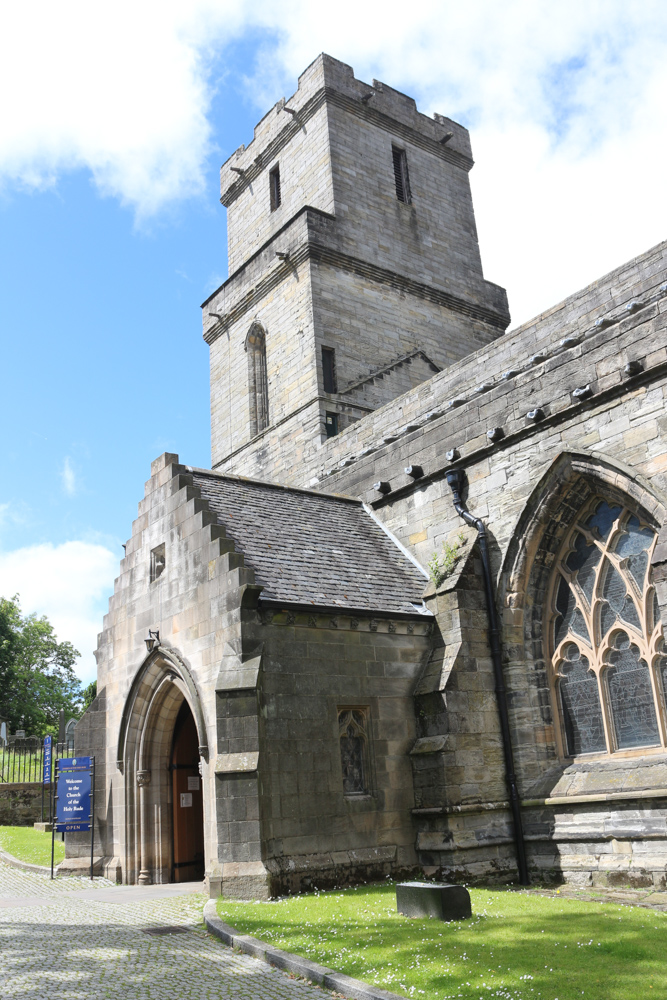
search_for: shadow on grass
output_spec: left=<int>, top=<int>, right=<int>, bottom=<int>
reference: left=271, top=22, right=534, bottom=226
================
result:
left=217, top=883, right=667, bottom=1000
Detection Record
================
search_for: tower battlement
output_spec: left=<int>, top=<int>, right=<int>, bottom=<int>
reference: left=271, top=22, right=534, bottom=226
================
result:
left=221, top=53, right=472, bottom=208
left=204, top=54, right=509, bottom=478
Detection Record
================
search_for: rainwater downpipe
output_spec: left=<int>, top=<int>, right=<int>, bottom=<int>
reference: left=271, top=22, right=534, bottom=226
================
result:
left=445, top=467, right=529, bottom=886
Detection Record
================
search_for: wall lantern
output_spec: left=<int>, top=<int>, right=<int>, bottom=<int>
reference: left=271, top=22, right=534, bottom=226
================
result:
left=144, top=630, right=160, bottom=653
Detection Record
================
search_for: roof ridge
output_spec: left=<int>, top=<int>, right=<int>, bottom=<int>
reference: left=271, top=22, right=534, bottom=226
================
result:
left=188, top=466, right=360, bottom=504
left=339, top=349, right=440, bottom=395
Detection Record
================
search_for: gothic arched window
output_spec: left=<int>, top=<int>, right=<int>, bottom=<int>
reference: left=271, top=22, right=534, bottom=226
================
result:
left=550, top=497, right=665, bottom=757
left=338, top=708, right=369, bottom=795
left=245, top=323, right=269, bottom=436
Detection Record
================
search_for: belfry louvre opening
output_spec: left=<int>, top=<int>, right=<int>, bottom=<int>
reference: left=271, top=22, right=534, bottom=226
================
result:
left=269, top=165, right=281, bottom=211
left=392, top=146, right=411, bottom=203
left=322, top=347, right=337, bottom=393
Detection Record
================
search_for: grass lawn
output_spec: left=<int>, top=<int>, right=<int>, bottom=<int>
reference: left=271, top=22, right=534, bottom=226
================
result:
left=217, top=882, right=667, bottom=1000
left=0, top=825, right=65, bottom=866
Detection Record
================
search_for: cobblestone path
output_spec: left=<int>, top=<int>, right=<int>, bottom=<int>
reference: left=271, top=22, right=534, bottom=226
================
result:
left=0, top=862, right=327, bottom=1000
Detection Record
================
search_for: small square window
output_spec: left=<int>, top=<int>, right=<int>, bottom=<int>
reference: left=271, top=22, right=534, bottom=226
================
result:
left=325, top=412, right=339, bottom=438
left=322, top=347, right=337, bottom=393
left=392, top=146, right=411, bottom=204
left=150, top=543, right=165, bottom=583
left=269, top=165, right=281, bottom=211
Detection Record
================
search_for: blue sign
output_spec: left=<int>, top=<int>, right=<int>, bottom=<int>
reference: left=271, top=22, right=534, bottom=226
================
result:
left=55, top=757, right=92, bottom=832
left=43, top=735, right=52, bottom=785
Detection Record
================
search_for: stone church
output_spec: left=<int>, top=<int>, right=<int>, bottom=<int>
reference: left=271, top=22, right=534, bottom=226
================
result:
left=69, top=54, right=667, bottom=898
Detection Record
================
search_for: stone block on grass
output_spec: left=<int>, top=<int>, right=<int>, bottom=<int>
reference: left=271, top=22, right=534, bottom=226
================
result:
left=396, top=881, right=471, bottom=921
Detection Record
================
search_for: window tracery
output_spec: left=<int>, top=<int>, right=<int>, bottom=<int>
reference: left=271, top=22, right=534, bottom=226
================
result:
left=549, top=498, right=665, bottom=757
left=338, top=708, right=369, bottom=795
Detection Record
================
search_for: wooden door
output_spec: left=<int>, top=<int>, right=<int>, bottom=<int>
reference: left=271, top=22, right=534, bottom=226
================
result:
left=170, top=702, right=204, bottom=882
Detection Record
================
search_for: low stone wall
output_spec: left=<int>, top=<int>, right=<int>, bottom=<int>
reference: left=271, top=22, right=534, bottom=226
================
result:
left=0, top=783, right=44, bottom=826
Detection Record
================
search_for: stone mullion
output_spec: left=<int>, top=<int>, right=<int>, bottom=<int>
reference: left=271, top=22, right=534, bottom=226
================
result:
left=650, top=635, right=667, bottom=747
left=591, top=526, right=633, bottom=752
left=587, top=538, right=613, bottom=752
left=596, top=520, right=667, bottom=751
left=556, top=517, right=616, bottom=753
left=558, top=568, right=595, bottom=663
left=639, top=534, right=667, bottom=747
left=595, top=665, right=615, bottom=754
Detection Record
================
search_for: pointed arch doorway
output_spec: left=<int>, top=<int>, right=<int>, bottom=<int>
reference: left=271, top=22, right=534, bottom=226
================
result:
left=170, top=701, right=205, bottom=882
left=117, top=647, right=208, bottom=886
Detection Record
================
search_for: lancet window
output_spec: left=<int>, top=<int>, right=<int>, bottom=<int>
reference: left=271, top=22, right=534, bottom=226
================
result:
left=550, top=497, right=666, bottom=757
left=245, top=323, right=269, bottom=436
left=338, top=708, right=369, bottom=795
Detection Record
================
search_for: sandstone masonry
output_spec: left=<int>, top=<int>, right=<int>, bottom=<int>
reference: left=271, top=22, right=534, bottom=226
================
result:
left=71, top=55, right=667, bottom=895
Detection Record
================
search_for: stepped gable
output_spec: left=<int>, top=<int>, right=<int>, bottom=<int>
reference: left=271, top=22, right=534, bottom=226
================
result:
left=190, top=469, right=428, bottom=614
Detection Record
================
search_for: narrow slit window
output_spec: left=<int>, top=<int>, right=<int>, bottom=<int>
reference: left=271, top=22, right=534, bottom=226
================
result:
left=245, top=323, right=269, bottom=436
left=322, top=347, right=337, bottom=393
left=325, top=412, right=338, bottom=438
left=392, top=146, right=411, bottom=204
left=150, top=543, right=165, bottom=583
left=269, top=165, right=281, bottom=211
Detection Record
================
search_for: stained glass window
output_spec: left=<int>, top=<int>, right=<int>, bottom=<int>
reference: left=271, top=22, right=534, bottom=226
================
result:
left=550, top=497, right=664, bottom=756
left=605, top=632, right=659, bottom=749
left=338, top=709, right=369, bottom=795
left=559, top=644, right=606, bottom=755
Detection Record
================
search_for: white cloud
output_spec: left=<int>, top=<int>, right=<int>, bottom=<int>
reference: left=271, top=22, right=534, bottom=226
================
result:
left=0, top=1, right=245, bottom=216
left=241, top=1, right=667, bottom=324
left=1, top=2, right=666, bottom=318
left=61, top=458, right=76, bottom=497
left=0, top=541, right=118, bottom=684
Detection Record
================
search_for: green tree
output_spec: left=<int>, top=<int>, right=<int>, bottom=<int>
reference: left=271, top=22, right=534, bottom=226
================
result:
left=0, top=595, right=82, bottom=737
left=81, top=680, right=97, bottom=711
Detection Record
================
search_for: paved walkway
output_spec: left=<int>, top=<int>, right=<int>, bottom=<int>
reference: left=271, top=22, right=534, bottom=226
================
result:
left=0, top=862, right=327, bottom=1000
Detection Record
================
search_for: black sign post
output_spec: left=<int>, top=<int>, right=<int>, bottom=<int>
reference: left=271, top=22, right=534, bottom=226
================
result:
left=41, top=735, right=52, bottom=824
left=51, top=756, right=95, bottom=880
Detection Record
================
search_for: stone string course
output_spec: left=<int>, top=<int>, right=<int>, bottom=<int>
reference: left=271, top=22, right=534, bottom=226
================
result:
left=314, top=289, right=666, bottom=487
left=204, top=53, right=508, bottom=470
left=273, top=238, right=667, bottom=888
left=74, top=50, right=667, bottom=894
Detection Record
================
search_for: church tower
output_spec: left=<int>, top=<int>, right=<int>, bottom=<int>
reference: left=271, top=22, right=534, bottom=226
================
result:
left=202, top=54, right=509, bottom=481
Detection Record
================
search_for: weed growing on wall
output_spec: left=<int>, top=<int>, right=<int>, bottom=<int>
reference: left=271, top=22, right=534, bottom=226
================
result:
left=428, top=533, right=465, bottom=587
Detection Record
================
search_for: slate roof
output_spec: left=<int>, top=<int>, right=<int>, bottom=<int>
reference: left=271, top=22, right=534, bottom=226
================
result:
left=191, top=470, right=429, bottom=615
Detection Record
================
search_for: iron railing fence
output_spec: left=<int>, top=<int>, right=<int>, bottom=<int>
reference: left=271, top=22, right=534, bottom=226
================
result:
left=0, top=735, right=75, bottom=784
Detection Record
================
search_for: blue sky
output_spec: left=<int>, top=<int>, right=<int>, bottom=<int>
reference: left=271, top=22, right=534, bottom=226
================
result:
left=1, top=3, right=666, bottom=683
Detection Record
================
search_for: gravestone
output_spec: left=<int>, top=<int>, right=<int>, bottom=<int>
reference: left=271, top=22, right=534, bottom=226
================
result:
left=396, top=881, right=471, bottom=921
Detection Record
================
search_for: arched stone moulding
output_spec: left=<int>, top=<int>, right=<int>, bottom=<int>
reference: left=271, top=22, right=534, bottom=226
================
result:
left=116, top=646, right=209, bottom=885
left=499, top=449, right=667, bottom=767
left=245, top=321, right=269, bottom=437
left=116, top=646, right=208, bottom=773
left=502, top=450, right=667, bottom=610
